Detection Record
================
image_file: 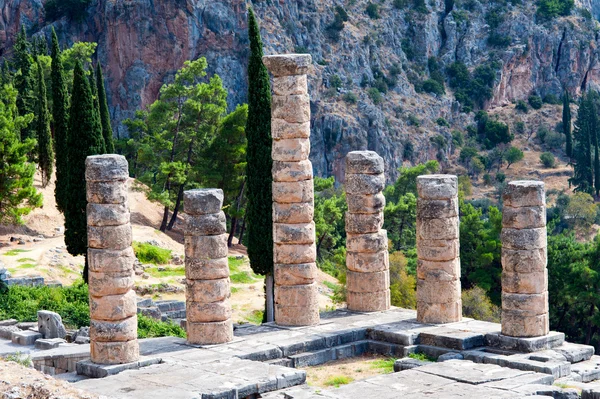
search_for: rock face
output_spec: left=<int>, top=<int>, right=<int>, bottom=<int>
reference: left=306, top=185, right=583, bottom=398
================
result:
left=3, top=1, right=600, bottom=181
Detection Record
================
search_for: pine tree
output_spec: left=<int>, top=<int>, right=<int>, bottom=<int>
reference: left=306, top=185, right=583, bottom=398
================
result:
left=564, top=90, right=573, bottom=160
left=96, top=63, right=115, bottom=153
left=51, top=28, right=70, bottom=213
left=13, top=25, right=36, bottom=142
left=570, top=93, right=595, bottom=194
left=36, top=58, right=54, bottom=187
left=64, top=61, right=105, bottom=283
left=245, top=8, right=274, bottom=319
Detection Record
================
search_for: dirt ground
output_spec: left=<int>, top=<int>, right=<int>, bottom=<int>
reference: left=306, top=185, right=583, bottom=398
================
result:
left=304, top=354, right=396, bottom=388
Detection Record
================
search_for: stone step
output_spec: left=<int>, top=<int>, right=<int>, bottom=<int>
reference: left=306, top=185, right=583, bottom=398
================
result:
left=418, top=327, right=485, bottom=350
left=11, top=330, right=42, bottom=346
left=288, top=340, right=369, bottom=368
left=571, top=356, right=600, bottom=383
left=554, top=342, right=595, bottom=364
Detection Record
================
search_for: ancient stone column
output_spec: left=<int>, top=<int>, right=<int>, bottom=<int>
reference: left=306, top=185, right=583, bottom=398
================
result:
left=86, top=155, right=138, bottom=365
left=416, top=175, right=462, bottom=324
left=184, top=189, right=233, bottom=344
left=501, top=181, right=549, bottom=337
left=263, top=54, right=319, bottom=326
left=345, top=151, right=390, bottom=312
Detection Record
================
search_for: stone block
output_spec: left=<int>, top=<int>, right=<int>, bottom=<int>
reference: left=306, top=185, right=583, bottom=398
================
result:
left=501, top=227, right=547, bottom=250
left=186, top=278, right=230, bottom=303
left=346, top=270, right=389, bottom=293
left=86, top=181, right=128, bottom=204
left=183, top=189, right=223, bottom=215
left=417, top=198, right=459, bottom=219
left=274, top=263, right=317, bottom=286
left=272, top=160, right=312, bottom=182
left=0, top=326, right=20, bottom=340
left=274, top=243, right=316, bottom=264
left=90, top=291, right=138, bottom=321
left=273, top=75, right=308, bottom=96
left=417, top=217, right=459, bottom=240
left=185, top=257, right=229, bottom=280
left=273, top=222, right=315, bottom=244
left=272, top=138, right=310, bottom=162
left=503, top=180, right=545, bottom=208
left=417, top=300, right=462, bottom=324
left=346, top=290, right=390, bottom=312
left=501, top=247, right=547, bottom=273
left=502, top=205, right=546, bottom=229
left=345, top=212, right=384, bottom=234
left=11, top=330, right=42, bottom=345
left=186, top=300, right=231, bottom=323
left=345, top=173, right=386, bottom=195
left=345, top=151, right=385, bottom=175
left=502, top=270, right=548, bottom=294
left=275, top=304, right=320, bottom=326
left=271, top=120, right=311, bottom=140
left=272, top=94, right=310, bottom=123
left=88, top=247, right=135, bottom=273
left=184, top=212, right=227, bottom=236
left=262, top=54, right=312, bottom=77
left=346, top=250, right=389, bottom=273
left=501, top=311, right=549, bottom=337
left=187, top=320, right=233, bottom=345
left=275, top=283, right=319, bottom=308
left=272, top=201, right=314, bottom=223
left=85, top=155, right=129, bottom=182
left=87, top=224, right=132, bottom=250
left=76, top=357, right=161, bottom=378
left=346, top=193, right=386, bottom=214
left=417, top=238, right=460, bottom=262
left=417, top=175, right=458, bottom=200
left=138, top=306, right=161, bottom=320
left=417, top=258, right=460, bottom=281
left=417, top=279, right=461, bottom=303
left=91, top=340, right=139, bottom=365
left=346, top=230, right=388, bottom=253
left=88, top=270, right=134, bottom=297
left=86, top=203, right=130, bottom=227
left=35, top=338, right=66, bottom=350
left=90, top=316, right=137, bottom=342
left=37, top=310, right=67, bottom=339
left=272, top=180, right=314, bottom=203
left=394, top=358, right=430, bottom=371
left=485, top=331, right=565, bottom=352
left=502, top=291, right=548, bottom=316
left=184, top=234, right=228, bottom=259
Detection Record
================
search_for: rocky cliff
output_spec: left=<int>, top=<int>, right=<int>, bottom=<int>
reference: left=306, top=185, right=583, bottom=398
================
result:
left=1, top=0, right=600, bottom=182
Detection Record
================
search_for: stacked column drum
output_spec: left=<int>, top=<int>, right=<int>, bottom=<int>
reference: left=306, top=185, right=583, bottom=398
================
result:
left=184, top=189, right=233, bottom=344
left=501, top=181, right=549, bottom=337
left=345, top=151, right=390, bottom=312
left=416, top=175, right=462, bottom=324
left=263, top=54, right=319, bottom=326
left=86, top=155, right=138, bottom=365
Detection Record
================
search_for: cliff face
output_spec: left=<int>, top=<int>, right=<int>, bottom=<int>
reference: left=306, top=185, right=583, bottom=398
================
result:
left=2, top=0, right=600, bottom=182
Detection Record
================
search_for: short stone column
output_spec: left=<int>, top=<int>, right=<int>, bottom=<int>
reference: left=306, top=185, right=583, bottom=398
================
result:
left=345, top=151, right=390, bottom=312
left=86, top=155, right=138, bottom=365
left=184, top=189, right=233, bottom=344
left=416, top=175, right=462, bottom=324
left=501, top=181, right=548, bottom=337
left=263, top=54, right=319, bottom=326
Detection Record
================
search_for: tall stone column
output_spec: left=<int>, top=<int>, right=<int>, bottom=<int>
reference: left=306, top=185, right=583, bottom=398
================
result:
left=263, top=54, right=319, bottom=326
left=345, top=151, right=390, bottom=312
left=416, top=175, right=462, bottom=324
left=501, top=181, right=549, bottom=337
left=184, top=189, right=233, bottom=344
left=86, top=155, right=138, bottom=365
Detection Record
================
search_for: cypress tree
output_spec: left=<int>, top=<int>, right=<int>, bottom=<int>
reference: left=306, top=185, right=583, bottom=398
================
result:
left=570, top=93, right=595, bottom=194
left=245, top=8, right=274, bottom=319
left=563, top=90, right=573, bottom=160
left=96, top=63, right=115, bottom=153
left=14, top=25, right=36, bottom=142
left=88, top=65, right=106, bottom=153
left=64, top=61, right=105, bottom=283
left=36, top=58, right=54, bottom=187
left=51, top=28, right=69, bottom=213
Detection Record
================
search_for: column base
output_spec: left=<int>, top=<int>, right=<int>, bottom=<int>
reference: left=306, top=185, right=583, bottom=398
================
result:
left=485, top=331, right=565, bottom=353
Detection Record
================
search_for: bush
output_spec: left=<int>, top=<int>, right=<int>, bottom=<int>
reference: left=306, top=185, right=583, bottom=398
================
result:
left=458, top=175, right=472, bottom=196
left=496, top=172, right=506, bottom=183
left=462, top=286, right=500, bottom=322
left=133, top=242, right=172, bottom=265
left=436, top=117, right=450, bottom=127
left=343, top=92, right=358, bottom=104
left=545, top=131, right=565, bottom=149
left=540, top=152, right=556, bottom=168
left=452, top=130, right=464, bottom=147
left=543, top=93, right=560, bottom=104
left=389, top=252, right=416, bottom=309
left=137, top=314, right=186, bottom=339
left=367, top=87, right=382, bottom=104
left=514, top=121, right=526, bottom=134
left=537, top=125, right=550, bottom=142
left=325, top=7, right=349, bottom=41
left=393, top=0, right=409, bottom=8
left=537, top=0, right=574, bottom=19
left=366, top=2, right=379, bottom=19
left=483, top=173, right=493, bottom=185
left=516, top=100, right=528, bottom=113
left=422, top=79, right=445, bottom=96
left=528, top=95, right=543, bottom=109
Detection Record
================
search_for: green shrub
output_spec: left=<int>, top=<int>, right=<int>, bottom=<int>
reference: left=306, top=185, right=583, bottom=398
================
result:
left=436, top=117, right=450, bottom=127
left=537, top=0, right=574, bottom=19
left=528, top=95, right=543, bottom=109
left=496, top=172, right=506, bottom=183
left=393, top=0, right=409, bottom=9
left=516, top=100, right=528, bottom=113
left=137, top=314, right=186, bottom=339
left=540, top=152, right=556, bottom=168
left=483, top=173, right=493, bottom=185
left=133, top=242, right=172, bottom=265
left=366, top=2, right=379, bottom=19
left=462, top=286, right=500, bottom=322
left=367, top=87, right=383, bottom=104
left=514, top=121, right=526, bottom=134
left=544, top=131, right=565, bottom=149
left=452, top=130, right=464, bottom=147
left=543, top=93, right=560, bottom=104
left=407, top=114, right=420, bottom=127
left=343, top=92, right=358, bottom=104
left=422, top=79, right=445, bottom=96
left=537, top=125, right=550, bottom=142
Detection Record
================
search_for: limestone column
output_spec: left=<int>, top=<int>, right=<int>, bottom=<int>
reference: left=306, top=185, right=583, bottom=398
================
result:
left=263, top=54, right=319, bottom=326
left=345, top=151, right=390, bottom=312
left=86, top=155, right=138, bottom=365
left=416, top=175, right=462, bottom=324
left=501, top=181, right=549, bottom=337
left=184, top=189, right=233, bottom=344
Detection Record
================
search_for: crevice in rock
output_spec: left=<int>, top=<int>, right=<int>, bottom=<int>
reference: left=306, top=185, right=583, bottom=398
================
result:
left=555, top=28, right=567, bottom=73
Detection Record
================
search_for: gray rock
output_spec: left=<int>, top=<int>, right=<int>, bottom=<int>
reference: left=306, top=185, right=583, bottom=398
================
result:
left=35, top=338, right=66, bottom=349
left=393, top=357, right=430, bottom=372
left=11, top=330, right=42, bottom=345
left=438, top=352, right=464, bottom=362
left=184, top=189, right=224, bottom=215
left=138, top=306, right=162, bottom=320
left=0, top=326, right=21, bottom=340
left=37, top=310, right=67, bottom=339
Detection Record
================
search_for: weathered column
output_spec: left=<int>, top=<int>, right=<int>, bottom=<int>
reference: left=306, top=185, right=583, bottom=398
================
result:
left=345, top=151, right=390, bottom=312
left=263, top=54, right=319, bottom=326
left=416, top=175, right=462, bottom=324
left=501, top=181, right=548, bottom=337
left=86, top=155, right=138, bottom=365
left=184, top=189, right=233, bottom=344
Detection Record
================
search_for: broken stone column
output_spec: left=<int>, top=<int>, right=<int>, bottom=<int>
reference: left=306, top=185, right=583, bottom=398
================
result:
left=184, top=189, right=233, bottom=344
left=416, top=175, right=462, bottom=324
left=86, top=155, right=138, bottom=365
left=501, top=181, right=549, bottom=337
left=345, top=151, right=390, bottom=312
left=263, top=54, right=319, bottom=326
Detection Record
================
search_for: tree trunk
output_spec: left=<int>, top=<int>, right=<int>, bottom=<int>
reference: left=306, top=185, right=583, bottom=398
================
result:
left=238, top=217, right=246, bottom=244
left=160, top=205, right=169, bottom=232
left=167, top=184, right=185, bottom=230
left=265, top=273, right=274, bottom=322
left=585, top=302, right=596, bottom=345
left=227, top=217, right=238, bottom=247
